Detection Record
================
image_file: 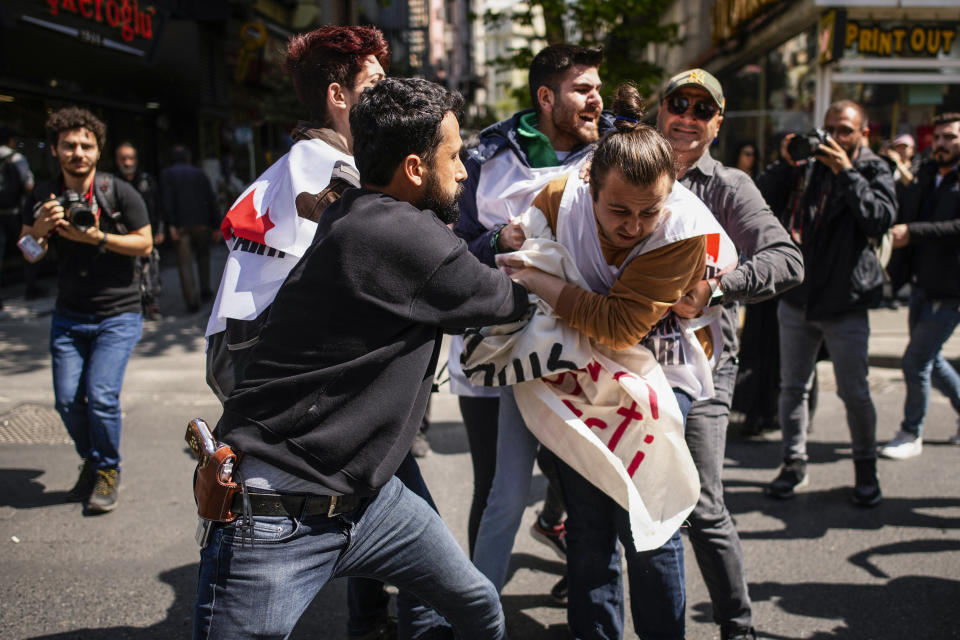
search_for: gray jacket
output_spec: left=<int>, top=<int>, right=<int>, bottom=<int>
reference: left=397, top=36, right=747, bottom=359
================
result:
left=679, top=151, right=804, bottom=357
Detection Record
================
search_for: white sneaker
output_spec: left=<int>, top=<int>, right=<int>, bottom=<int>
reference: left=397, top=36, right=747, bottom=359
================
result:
left=880, top=431, right=923, bottom=459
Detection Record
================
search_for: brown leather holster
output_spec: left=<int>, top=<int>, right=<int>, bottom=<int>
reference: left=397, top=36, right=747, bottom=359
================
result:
left=193, top=446, right=242, bottom=523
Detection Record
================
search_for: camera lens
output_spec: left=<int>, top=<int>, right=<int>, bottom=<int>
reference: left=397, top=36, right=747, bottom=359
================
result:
left=68, top=204, right=97, bottom=231
left=787, top=136, right=815, bottom=161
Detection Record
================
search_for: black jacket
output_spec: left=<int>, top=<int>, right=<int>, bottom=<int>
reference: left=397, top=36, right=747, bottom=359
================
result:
left=887, top=161, right=960, bottom=299
left=217, top=189, right=529, bottom=496
left=159, top=162, right=220, bottom=229
left=758, top=146, right=897, bottom=319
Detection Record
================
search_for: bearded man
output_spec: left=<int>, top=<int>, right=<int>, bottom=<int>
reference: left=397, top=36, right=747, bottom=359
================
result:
left=449, top=43, right=611, bottom=605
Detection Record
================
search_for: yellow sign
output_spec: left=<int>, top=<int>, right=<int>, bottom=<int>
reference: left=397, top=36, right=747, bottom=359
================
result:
left=712, top=0, right=783, bottom=42
left=845, top=22, right=957, bottom=57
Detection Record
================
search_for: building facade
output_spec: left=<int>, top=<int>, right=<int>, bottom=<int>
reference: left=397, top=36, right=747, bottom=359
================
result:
left=653, top=0, right=960, bottom=167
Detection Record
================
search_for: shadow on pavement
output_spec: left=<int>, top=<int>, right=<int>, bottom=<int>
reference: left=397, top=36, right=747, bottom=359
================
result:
left=724, top=440, right=853, bottom=473
left=0, top=319, right=53, bottom=376
left=25, top=564, right=196, bottom=640
left=502, top=592, right=571, bottom=639
left=0, top=468, right=70, bottom=509
left=504, top=551, right=565, bottom=587
left=23, top=561, right=350, bottom=640
left=727, top=487, right=960, bottom=541
left=848, top=538, right=960, bottom=579
left=747, top=575, right=960, bottom=639
left=426, top=419, right=470, bottom=456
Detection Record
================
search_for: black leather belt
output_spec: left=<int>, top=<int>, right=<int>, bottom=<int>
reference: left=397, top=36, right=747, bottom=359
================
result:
left=231, top=492, right=360, bottom=518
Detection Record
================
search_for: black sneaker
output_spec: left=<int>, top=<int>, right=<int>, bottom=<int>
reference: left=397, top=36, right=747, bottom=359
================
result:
left=765, top=458, right=808, bottom=499
left=66, top=459, right=96, bottom=502
left=550, top=575, right=568, bottom=606
left=87, top=469, right=120, bottom=513
left=722, top=626, right=757, bottom=640
left=530, top=515, right=567, bottom=558
left=852, top=458, right=882, bottom=507
left=348, top=615, right=397, bottom=640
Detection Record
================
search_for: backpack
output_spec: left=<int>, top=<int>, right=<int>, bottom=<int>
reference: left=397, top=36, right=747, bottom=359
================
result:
left=92, top=173, right=162, bottom=311
left=0, top=150, right=24, bottom=210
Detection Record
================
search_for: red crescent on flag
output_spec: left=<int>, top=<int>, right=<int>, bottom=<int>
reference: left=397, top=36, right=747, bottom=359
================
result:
left=221, top=189, right=275, bottom=244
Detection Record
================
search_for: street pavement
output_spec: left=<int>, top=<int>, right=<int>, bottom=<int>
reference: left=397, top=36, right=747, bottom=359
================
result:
left=1, top=246, right=958, bottom=639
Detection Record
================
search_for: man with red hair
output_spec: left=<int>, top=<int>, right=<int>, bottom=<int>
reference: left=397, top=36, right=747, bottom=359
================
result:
left=204, top=26, right=445, bottom=640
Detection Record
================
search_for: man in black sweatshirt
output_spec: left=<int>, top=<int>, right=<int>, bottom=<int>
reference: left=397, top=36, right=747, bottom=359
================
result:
left=193, top=78, right=529, bottom=640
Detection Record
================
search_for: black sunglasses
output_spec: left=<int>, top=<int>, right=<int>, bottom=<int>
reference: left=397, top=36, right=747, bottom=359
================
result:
left=665, top=95, right=719, bottom=121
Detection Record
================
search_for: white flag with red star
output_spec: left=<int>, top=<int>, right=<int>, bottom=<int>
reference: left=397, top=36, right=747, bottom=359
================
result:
left=206, top=138, right=353, bottom=337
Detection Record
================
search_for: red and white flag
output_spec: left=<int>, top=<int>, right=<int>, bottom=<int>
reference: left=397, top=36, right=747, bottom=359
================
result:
left=206, top=139, right=354, bottom=337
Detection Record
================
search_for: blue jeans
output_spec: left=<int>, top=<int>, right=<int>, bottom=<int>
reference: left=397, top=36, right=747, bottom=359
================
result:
left=194, top=476, right=505, bottom=640
left=50, top=311, right=143, bottom=470
left=900, top=290, right=960, bottom=437
left=556, top=387, right=691, bottom=640
left=472, top=387, right=541, bottom=592
left=348, top=453, right=445, bottom=637
left=777, top=300, right=877, bottom=461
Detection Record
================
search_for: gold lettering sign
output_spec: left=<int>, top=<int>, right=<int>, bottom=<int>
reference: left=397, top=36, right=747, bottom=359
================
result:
left=711, top=0, right=783, bottom=43
left=845, top=21, right=957, bottom=57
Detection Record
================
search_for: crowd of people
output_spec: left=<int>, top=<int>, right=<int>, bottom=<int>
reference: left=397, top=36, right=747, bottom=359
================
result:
left=3, top=21, right=958, bottom=640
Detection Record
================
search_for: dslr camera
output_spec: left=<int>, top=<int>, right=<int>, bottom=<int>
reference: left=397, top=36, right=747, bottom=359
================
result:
left=787, top=128, right=831, bottom=162
left=34, top=191, right=97, bottom=232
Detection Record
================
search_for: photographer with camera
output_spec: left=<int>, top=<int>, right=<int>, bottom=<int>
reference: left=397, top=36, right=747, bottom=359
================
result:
left=758, top=100, right=896, bottom=507
left=18, top=107, right=152, bottom=514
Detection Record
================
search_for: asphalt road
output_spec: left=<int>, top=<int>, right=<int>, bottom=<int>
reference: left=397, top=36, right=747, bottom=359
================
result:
left=1, top=248, right=958, bottom=640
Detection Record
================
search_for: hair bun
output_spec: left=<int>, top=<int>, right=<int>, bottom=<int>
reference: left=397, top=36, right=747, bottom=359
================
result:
left=611, top=83, right=645, bottom=132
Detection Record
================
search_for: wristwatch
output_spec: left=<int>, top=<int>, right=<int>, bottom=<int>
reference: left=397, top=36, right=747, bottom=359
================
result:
left=97, top=232, right=108, bottom=251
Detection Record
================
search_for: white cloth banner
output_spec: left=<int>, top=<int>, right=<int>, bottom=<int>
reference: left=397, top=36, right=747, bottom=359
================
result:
left=461, top=226, right=700, bottom=551
left=206, top=139, right=354, bottom=337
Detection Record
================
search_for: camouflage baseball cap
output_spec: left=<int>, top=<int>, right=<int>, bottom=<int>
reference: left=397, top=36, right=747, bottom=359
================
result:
left=663, top=68, right=725, bottom=113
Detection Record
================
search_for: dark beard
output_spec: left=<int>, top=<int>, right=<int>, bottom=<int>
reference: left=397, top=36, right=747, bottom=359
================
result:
left=417, top=178, right=464, bottom=225
left=934, top=148, right=960, bottom=168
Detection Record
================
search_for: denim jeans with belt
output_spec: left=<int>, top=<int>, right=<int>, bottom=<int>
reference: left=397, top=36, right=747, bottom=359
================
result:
left=50, top=311, right=143, bottom=470
left=193, top=476, right=506, bottom=640
left=347, top=453, right=446, bottom=637
left=777, top=300, right=878, bottom=461
left=900, top=289, right=960, bottom=437
left=555, top=390, right=693, bottom=640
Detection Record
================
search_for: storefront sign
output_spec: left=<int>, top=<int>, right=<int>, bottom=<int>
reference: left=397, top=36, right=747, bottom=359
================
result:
left=712, top=0, right=784, bottom=43
left=44, top=0, right=155, bottom=43
left=844, top=21, right=958, bottom=57
left=9, top=0, right=165, bottom=57
left=818, top=9, right=845, bottom=65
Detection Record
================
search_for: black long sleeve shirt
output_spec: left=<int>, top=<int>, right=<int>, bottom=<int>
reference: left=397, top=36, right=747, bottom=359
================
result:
left=217, top=189, right=529, bottom=496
